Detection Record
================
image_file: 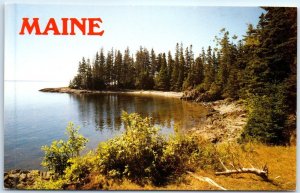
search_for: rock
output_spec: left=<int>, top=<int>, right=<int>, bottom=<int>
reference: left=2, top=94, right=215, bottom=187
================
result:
left=20, top=170, right=30, bottom=174
left=10, top=169, right=21, bottom=174
left=4, top=177, right=18, bottom=189
left=240, top=113, right=247, bottom=118
left=189, top=99, right=247, bottom=143
left=40, top=171, right=54, bottom=180
left=19, top=173, right=27, bottom=182
left=9, top=173, right=20, bottom=181
left=16, top=183, right=26, bottom=189
left=27, top=170, right=39, bottom=179
left=4, top=169, right=44, bottom=189
left=4, top=174, right=9, bottom=181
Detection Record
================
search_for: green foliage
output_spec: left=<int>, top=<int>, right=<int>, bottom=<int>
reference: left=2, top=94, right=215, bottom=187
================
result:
left=41, top=140, right=71, bottom=176
left=238, top=8, right=296, bottom=145
left=161, top=134, right=202, bottom=175
left=96, top=112, right=165, bottom=184
left=241, top=84, right=288, bottom=145
left=96, top=112, right=202, bottom=185
left=41, top=122, right=88, bottom=175
left=65, top=152, right=96, bottom=182
left=29, top=177, right=68, bottom=190
left=154, top=53, right=170, bottom=90
left=65, top=122, right=89, bottom=157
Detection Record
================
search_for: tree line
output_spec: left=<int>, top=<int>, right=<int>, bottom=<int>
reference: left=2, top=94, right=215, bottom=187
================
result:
left=70, top=7, right=296, bottom=145
left=69, top=33, right=241, bottom=95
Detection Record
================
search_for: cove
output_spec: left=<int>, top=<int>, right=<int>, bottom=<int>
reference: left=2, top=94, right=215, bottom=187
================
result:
left=4, top=81, right=207, bottom=171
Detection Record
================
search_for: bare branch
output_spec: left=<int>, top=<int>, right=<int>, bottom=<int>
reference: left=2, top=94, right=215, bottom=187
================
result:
left=215, top=167, right=268, bottom=180
left=216, top=156, right=268, bottom=180
left=187, top=171, right=227, bottom=190
left=218, top=158, right=228, bottom=171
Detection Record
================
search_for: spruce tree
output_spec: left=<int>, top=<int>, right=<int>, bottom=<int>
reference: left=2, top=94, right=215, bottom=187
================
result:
left=171, top=43, right=180, bottom=91
left=155, top=53, right=169, bottom=90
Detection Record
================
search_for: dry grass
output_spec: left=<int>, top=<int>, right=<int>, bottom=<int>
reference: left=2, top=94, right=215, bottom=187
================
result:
left=77, top=143, right=296, bottom=191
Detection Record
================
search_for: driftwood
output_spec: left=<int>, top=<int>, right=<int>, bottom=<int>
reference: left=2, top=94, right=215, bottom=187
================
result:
left=187, top=171, right=227, bottom=190
left=215, top=158, right=268, bottom=180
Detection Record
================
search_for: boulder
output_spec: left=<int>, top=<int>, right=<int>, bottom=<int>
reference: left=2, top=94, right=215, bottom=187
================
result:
left=19, top=173, right=27, bottom=182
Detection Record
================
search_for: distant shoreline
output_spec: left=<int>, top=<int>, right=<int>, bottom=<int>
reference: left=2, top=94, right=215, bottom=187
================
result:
left=39, top=87, right=183, bottom=98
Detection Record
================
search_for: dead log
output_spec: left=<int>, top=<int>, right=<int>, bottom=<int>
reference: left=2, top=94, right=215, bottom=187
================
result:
left=187, top=171, right=227, bottom=190
left=215, top=158, right=268, bottom=180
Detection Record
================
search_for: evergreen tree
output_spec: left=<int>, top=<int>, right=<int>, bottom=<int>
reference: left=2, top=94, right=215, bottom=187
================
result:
left=92, top=50, right=106, bottom=90
left=194, top=56, right=204, bottom=86
left=135, top=47, right=153, bottom=89
left=241, top=7, right=296, bottom=145
left=176, top=43, right=185, bottom=91
left=69, top=57, right=88, bottom=89
left=123, top=47, right=135, bottom=88
left=170, top=43, right=180, bottom=91
left=155, top=53, right=169, bottom=90
left=203, top=46, right=215, bottom=91
left=150, top=49, right=157, bottom=77
left=86, top=59, right=93, bottom=89
left=114, top=50, right=123, bottom=88
left=105, top=50, right=113, bottom=88
left=216, top=29, right=230, bottom=92
left=167, top=51, right=174, bottom=85
left=99, top=48, right=106, bottom=89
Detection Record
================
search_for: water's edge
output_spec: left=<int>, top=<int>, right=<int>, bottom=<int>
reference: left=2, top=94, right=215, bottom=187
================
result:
left=39, top=87, right=183, bottom=98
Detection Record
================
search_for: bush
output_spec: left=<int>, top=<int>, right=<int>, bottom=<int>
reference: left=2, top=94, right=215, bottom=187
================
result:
left=240, top=84, right=288, bottom=145
left=41, top=140, right=72, bottom=176
left=96, top=112, right=202, bottom=185
left=161, top=134, right=202, bottom=175
left=96, top=112, right=166, bottom=184
left=65, top=152, right=96, bottom=182
left=29, top=177, right=68, bottom=190
left=41, top=122, right=88, bottom=175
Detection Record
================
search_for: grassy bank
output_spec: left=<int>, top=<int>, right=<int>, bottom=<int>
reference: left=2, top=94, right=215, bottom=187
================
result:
left=83, top=144, right=296, bottom=191
left=19, top=143, right=295, bottom=190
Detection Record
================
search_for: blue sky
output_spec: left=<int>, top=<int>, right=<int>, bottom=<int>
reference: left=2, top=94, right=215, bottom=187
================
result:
left=5, top=4, right=264, bottom=82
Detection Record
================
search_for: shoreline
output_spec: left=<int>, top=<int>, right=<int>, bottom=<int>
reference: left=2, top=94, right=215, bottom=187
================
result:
left=6, top=89, right=247, bottom=188
left=188, top=99, right=248, bottom=143
left=39, top=87, right=246, bottom=143
left=5, top=96, right=296, bottom=190
left=39, top=87, right=183, bottom=98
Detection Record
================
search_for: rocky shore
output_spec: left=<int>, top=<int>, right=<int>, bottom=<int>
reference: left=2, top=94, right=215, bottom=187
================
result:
left=39, top=87, right=183, bottom=98
left=189, top=99, right=247, bottom=143
left=4, top=170, right=54, bottom=189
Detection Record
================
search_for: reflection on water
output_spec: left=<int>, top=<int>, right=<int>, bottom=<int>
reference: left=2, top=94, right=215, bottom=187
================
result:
left=4, top=81, right=207, bottom=170
left=71, top=93, right=207, bottom=133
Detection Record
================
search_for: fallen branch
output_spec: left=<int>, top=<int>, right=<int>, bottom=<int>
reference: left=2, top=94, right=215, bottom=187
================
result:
left=215, top=159, right=268, bottom=180
left=187, top=171, right=227, bottom=190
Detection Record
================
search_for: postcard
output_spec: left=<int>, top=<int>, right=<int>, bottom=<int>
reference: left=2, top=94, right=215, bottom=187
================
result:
left=3, top=2, right=297, bottom=191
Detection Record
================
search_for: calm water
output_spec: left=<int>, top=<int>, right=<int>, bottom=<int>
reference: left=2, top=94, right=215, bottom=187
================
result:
left=4, top=81, right=207, bottom=171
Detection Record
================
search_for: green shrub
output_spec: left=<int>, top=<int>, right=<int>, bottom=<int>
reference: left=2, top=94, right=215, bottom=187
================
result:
left=29, top=177, right=68, bottom=190
left=97, top=112, right=166, bottom=184
left=41, top=140, right=71, bottom=176
left=96, top=112, right=202, bottom=185
left=240, top=83, right=288, bottom=145
left=41, top=122, right=88, bottom=175
left=65, top=152, right=96, bottom=182
left=161, top=134, right=202, bottom=175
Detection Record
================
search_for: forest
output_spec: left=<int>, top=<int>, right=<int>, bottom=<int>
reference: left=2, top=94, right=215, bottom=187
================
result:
left=69, top=7, right=296, bottom=145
